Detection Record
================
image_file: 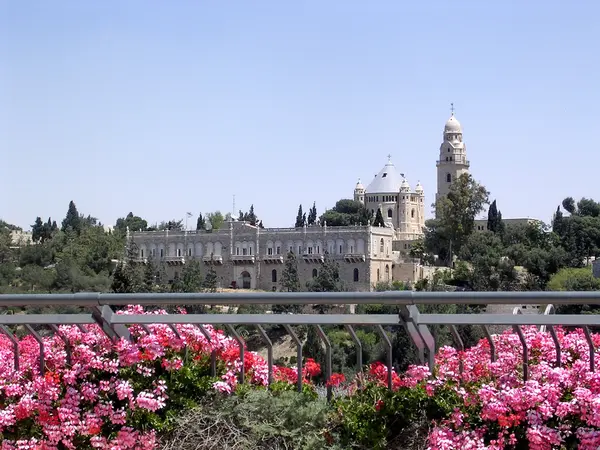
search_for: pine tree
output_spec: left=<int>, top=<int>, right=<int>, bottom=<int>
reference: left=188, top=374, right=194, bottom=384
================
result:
left=196, top=213, right=206, bottom=230
left=31, top=217, right=44, bottom=243
left=274, top=251, right=302, bottom=314
left=295, top=205, right=305, bottom=228
left=307, top=202, right=317, bottom=226
left=62, top=201, right=82, bottom=234
left=143, top=258, right=157, bottom=292
left=203, top=264, right=218, bottom=292
left=487, top=199, right=505, bottom=233
left=247, top=205, right=257, bottom=226
left=373, top=208, right=385, bottom=227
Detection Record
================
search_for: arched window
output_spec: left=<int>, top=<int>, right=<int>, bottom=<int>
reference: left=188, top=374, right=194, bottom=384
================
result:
left=380, top=238, right=384, bottom=253
left=140, top=249, right=144, bottom=258
left=387, top=208, right=393, bottom=218
left=312, top=268, right=318, bottom=278
left=385, top=264, right=390, bottom=280
left=377, top=268, right=380, bottom=281
left=411, top=209, right=415, bottom=218
left=271, top=269, right=277, bottom=283
left=446, top=173, right=452, bottom=183
left=353, top=268, right=359, bottom=282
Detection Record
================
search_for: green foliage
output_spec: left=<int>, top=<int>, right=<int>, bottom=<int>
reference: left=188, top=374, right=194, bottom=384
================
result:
left=308, top=202, right=318, bottom=226
left=307, top=255, right=344, bottom=313
left=319, top=199, right=372, bottom=226
left=295, top=204, right=306, bottom=228
left=274, top=251, right=303, bottom=314
left=238, top=205, right=260, bottom=226
left=205, top=211, right=225, bottom=231
left=61, top=200, right=83, bottom=235
left=487, top=199, right=504, bottom=234
left=161, top=388, right=338, bottom=450
left=195, top=213, right=206, bottom=231
left=373, top=208, right=385, bottom=227
left=114, top=212, right=148, bottom=235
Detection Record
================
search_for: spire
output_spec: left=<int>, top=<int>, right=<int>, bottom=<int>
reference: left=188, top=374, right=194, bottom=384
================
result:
left=450, top=102, right=455, bottom=116
left=387, top=154, right=392, bottom=163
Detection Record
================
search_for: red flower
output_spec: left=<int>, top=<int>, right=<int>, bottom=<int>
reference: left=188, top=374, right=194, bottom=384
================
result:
left=326, top=373, right=346, bottom=387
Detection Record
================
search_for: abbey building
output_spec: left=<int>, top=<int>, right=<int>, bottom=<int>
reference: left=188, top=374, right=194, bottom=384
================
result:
left=130, top=112, right=477, bottom=291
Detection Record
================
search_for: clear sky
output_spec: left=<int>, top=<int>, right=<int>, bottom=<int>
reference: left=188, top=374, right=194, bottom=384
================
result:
left=1, top=1, right=598, bottom=230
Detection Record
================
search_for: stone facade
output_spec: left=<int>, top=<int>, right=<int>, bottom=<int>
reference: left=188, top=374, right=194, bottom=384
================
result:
left=130, top=221, right=395, bottom=291
left=474, top=218, right=543, bottom=232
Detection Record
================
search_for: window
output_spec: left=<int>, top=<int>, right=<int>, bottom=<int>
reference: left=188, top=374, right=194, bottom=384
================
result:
left=411, top=209, right=415, bottom=218
left=276, top=246, right=281, bottom=255
left=188, top=248, right=192, bottom=257
left=312, top=268, right=318, bottom=278
left=177, top=248, right=181, bottom=257
left=242, top=248, right=247, bottom=255
left=387, top=208, right=393, bottom=218
left=382, top=173, right=387, bottom=178
left=160, top=249, right=164, bottom=257
left=379, top=238, right=384, bottom=253
left=385, top=265, right=390, bottom=280
left=289, top=246, right=293, bottom=253
left=267, top=247, right=273, bottom=255
left=377, top=268, right=380, bottom=281
left=141, top=249, right=144, bottom=257
left=353, top=268, right=359, bottom=282
left=349, top=245, right=354, bottom=253
left=298, top=246, right=302, bottom=254
left=307, top=247, right=313, bottom=254
left=152, top=249, right=156, bottom=257
left=317, top=246, right=320, bottom=254
left=271, top=269, right=277, bottom=283
left=446, top=173, right=452, bottom=183
left=339, top=245, right=343, bottom=254
left=236, top=247, right=240, bottom=255
left=249, top=246, right=253, bottom=255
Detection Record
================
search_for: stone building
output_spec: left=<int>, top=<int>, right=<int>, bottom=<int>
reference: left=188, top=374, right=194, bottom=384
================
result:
left=130, top=220, right=395, bottom=291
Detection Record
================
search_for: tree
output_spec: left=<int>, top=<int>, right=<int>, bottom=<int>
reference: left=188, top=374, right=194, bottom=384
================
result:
left=487, top=199, right=504, bottom=234
left=196, top=213, right=206, bottom=231
left=273, top=251, right=303, bottom=314
left=427, top=173, right=489, bottom=266
left=307, top=255, right=344, bottom=314
left=158, top=220, right=184, bottom=231
left=203, top=265, right=218, bottom=292
left=319, top=199, right=372, bottom=227
left=115, top=212, right=148, bottom=234
left=62, top=201, right=82, bottom=235
left=206, top=212, right=225, bottom=231
left=373, top=208, right=385, bottom=227
left=295, top=205, right=305, bottom=228
left=32, top=217, right=44, bottom=243
left=307, top=202, right=317, bottom=226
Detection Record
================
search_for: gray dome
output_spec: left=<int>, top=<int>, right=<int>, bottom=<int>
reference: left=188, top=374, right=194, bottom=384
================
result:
left=444, top=114, right=462, bottom=133
left=365, top=158, right=404, bottom=194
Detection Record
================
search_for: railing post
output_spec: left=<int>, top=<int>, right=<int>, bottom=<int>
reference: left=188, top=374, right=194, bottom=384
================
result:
left=376, top=325, right=393, bottom=390
left=256, top=325, right=273, bottom=386
left=226, top=325, right=245, bottom=384
left=448, top=325, right=464, bottom=378
left=583, top=326, right=595, bottom=372
left=548, top=326, right=561, bottom=368
left=283, top=325, right=303, bottom=393
left=345, top=325, right=363, bottom=372
left=513, top=325, right=529, bottom=381
left=399, top=305, right=435, bottom=369
left=196, top=325, right=217, bottom=377
left=0, top=325, right=19, bottom=372
left=315, top=325, right=333, bottom=402
left=91, top=305, right=131, bottom=341
left=49, top=324, right=72, bottom=366
left=24, top=325, right=45, bottom=376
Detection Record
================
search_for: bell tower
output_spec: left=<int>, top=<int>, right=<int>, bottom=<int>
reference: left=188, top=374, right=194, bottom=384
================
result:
left=436, top=104, right=470, bottom=203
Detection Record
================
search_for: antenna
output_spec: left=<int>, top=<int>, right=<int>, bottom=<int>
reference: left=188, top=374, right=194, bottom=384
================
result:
left=232, top=194, right=236, bottom=220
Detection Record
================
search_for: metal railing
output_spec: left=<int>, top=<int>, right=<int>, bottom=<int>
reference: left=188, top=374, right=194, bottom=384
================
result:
left=0, top=291, right=599, bottom=400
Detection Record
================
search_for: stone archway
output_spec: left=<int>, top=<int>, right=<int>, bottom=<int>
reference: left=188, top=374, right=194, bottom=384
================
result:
left=241, top=271, right=251, bottom=289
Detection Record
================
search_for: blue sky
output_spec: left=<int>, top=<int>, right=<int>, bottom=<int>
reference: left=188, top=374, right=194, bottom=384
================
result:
left=1, top=1, right=598, bottom=230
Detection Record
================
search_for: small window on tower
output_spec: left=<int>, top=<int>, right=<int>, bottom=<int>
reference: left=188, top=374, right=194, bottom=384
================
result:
left=382, top=173, right=387, bottom=178
left=446, top=174, right=452, bottom=183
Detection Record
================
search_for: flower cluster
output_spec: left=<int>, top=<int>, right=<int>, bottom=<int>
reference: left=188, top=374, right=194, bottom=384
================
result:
left=416, top=326, right=600, bottom=449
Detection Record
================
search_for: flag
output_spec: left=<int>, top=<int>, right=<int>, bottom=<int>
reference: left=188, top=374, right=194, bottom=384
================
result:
left=186, top=212, right=193, bottom=218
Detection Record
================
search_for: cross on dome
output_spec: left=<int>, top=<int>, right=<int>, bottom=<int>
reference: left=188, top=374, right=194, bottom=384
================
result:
left=450, top=102, right=455, bottom=115
left=387, top=154, right=392, bottom=162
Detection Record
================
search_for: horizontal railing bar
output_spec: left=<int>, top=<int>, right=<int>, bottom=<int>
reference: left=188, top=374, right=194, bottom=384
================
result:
left=111, top=314, right=401, bottom=325
left=420, top=314, right=600, bottom=326
left=0, top=314, right=96, bottom=325
left=0, top=291, right=600, bottom=307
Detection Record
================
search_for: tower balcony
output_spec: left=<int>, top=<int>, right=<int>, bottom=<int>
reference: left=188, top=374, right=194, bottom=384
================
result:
left=344, top=253, right=366, bottom=263
left=230, top=255, right=255, bottom=265
left=202, top=255, right=223, bottom=265
left=302, top=253, right=324, bottom=264
left=262, top=255, right=284, bottom=264
left=436, top=158, right=470, bottom=166
left=164, top=256, right=186, bottom=266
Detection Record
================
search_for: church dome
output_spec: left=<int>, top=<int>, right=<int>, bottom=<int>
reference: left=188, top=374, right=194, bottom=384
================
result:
left=365, top=157, right=405, bottom=194
left=444, top=114, right=462, bottom=133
